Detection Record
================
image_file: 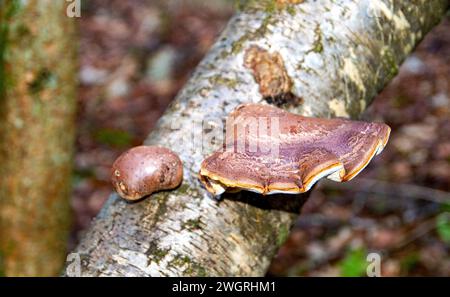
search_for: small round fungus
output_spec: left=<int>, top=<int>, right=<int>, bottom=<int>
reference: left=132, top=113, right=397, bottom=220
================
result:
left=111, top=146, right=183, bottom=201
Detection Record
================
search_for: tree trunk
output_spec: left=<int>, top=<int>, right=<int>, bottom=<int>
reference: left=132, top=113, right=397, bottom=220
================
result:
left=64, top=0, right=448, bottom=276
left=0, top=0, right=77, bottom=276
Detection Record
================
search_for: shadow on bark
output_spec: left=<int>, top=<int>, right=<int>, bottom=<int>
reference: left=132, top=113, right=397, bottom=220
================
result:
left=221, top=190, right=310, bottom=214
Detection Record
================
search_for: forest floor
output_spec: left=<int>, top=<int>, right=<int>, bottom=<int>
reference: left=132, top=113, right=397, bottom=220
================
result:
left=72, top=0, right=450, bottom=276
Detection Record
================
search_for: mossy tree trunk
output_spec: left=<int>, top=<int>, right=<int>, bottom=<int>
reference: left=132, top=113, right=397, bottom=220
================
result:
left=0, top=0, right=77, bottom=276
left=65, top=0, right=448, bottom=276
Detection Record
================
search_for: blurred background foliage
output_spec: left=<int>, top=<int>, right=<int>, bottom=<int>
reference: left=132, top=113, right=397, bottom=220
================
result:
left=72, top=0, right=450, bottom=276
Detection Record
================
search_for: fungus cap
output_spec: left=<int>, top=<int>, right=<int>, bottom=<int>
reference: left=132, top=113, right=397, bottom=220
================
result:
left=111, top=146, right=183, bottom=201
left=199, top=104, right=390, bottom=196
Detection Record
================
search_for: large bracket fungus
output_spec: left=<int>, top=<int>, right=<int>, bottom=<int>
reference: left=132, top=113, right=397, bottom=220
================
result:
left=199, top=104, right=390, bottom=196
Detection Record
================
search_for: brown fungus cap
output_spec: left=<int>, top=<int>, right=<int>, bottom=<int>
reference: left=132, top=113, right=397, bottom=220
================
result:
left=111, top=146, right=183, bottom=201
left=199, top=104, right=390, bottom=196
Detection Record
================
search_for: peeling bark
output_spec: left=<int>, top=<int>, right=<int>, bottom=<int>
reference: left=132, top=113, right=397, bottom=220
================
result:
left=0, top=1, right=77, bottom=276
left=244, top=45, right=302, bottom=107
left=65, top=0, right=448, bottom=276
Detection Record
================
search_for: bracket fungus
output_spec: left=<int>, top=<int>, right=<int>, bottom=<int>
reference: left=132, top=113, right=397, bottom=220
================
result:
left=199, top=104, right=390, bottom=196
left=111, top=146, right=183, bottom=201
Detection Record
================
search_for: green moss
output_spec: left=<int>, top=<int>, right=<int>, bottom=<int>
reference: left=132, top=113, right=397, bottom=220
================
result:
left=154, top=195, right=169, bottom=221
left=185, top=263, right=207, bottom=276
left=170, top=254, right=192, bottom=267
left=312, top=25, right=323, bottom=53
left=177, top=183, right=190, bottom=194
left=235, top=0, right=300, bottom=14
left=381, top=48, right=399, bottom=80
left=182, top=218, right=202, bottom=231
left=153, top=248, right=170, bottom=264
left=234, top=199, right=290, bottom=249
left=231, top=14, right=274, bottom=55
left=276, top=224, right=289, bottom=246
left=170, top=255, right=191, bottom=266
left=231, top=37, right=246, bottom=55
left=260, top=14, right=273, bottom=31
left=170, top=253, right=207, bottom=276
left=234, top=0, right=276, bottom=12
left=146, top=242, right=170, bottom=264
left=208, top=75, right=239, bottom=88
left=302, top=24, right=324, bottom=55
left=286, top=5, right=296, bottom=16
left=175, top=183, right=202, bottom=200
left=231, top=0, right=303, bottom=56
